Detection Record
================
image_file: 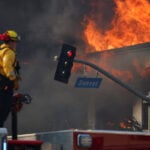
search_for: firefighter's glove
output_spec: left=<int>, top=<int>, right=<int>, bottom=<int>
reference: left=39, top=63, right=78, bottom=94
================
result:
left=13, top=79, right=20, bottom=91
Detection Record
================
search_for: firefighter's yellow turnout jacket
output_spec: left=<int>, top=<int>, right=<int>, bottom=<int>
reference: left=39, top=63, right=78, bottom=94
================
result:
left=0, top=43, right=19, bottom=90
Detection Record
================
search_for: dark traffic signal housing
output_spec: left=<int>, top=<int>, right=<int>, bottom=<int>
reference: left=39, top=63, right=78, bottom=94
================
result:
left=54, top=43, right=76, bottom=83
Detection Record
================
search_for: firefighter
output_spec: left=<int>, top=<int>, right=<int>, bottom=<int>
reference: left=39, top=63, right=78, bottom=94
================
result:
left=0, top=30, right=21, bottom=127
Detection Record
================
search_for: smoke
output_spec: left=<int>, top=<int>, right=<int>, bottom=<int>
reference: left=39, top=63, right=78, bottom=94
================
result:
left=1, top=0, right=93, bottom=134
left=0, top=0, right=148, bottom=134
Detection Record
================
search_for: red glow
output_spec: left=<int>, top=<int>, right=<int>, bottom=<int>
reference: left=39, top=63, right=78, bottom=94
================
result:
left=67, top=50, right=74, bottom=57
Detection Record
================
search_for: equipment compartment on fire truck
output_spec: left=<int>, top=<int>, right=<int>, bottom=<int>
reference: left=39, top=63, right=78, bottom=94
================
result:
left=11, top=129, right=150, bottom=150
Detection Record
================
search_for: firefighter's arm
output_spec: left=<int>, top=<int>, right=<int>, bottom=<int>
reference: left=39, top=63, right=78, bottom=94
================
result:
left=2, top=50, right=20, bottom=90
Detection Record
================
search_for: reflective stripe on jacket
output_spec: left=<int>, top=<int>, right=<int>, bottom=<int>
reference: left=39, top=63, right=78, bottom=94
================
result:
left=0, top=43, right=16, bottom=81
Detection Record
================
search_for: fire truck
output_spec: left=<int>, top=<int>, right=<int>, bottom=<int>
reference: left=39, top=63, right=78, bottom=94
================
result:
left=1, top=129, right=149, bottom=150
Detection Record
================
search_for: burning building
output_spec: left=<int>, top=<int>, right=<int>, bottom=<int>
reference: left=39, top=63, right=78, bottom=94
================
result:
left=74, top=0, right=150, bottom=131
left=81, top=42, right=150, bottom=131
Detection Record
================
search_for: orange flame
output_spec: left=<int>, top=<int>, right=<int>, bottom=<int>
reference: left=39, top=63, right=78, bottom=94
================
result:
left=83, top=0, right=150, bottom=52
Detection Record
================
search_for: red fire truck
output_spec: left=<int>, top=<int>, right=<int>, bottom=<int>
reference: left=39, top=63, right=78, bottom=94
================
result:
left=7, top=129, right=150, bottom=150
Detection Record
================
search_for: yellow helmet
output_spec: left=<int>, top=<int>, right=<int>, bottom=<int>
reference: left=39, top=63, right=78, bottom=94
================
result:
left=4, top=30, right=21, bottom=42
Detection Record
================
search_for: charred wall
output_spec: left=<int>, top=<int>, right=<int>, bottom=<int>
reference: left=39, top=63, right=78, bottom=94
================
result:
left=87, top=42, right=150, bottom=92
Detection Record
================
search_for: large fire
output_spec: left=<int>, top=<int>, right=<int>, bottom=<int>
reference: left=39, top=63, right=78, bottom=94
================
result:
left=76, top=0, right=150, bottom=82
left=83, top=0, right=150, bottom=52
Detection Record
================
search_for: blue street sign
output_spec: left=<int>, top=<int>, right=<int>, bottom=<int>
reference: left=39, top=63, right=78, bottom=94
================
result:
left=75, top=77, right=103, bottom=88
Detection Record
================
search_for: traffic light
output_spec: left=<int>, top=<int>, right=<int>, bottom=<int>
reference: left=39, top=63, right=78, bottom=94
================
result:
left=54, top=43, right=76, bottom=83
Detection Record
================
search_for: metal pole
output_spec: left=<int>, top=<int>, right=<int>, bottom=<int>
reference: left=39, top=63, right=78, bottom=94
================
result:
left=74, top=59, right=150, bottom=103
left=11, top=111, right=18, bottom=140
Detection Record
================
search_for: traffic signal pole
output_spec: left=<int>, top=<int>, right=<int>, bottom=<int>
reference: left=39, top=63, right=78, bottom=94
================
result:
left=74, top=58, right=150, bottom=103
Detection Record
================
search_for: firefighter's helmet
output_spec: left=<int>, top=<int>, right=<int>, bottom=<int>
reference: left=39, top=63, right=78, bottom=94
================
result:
left=4, top=30, right=21, bottom=42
